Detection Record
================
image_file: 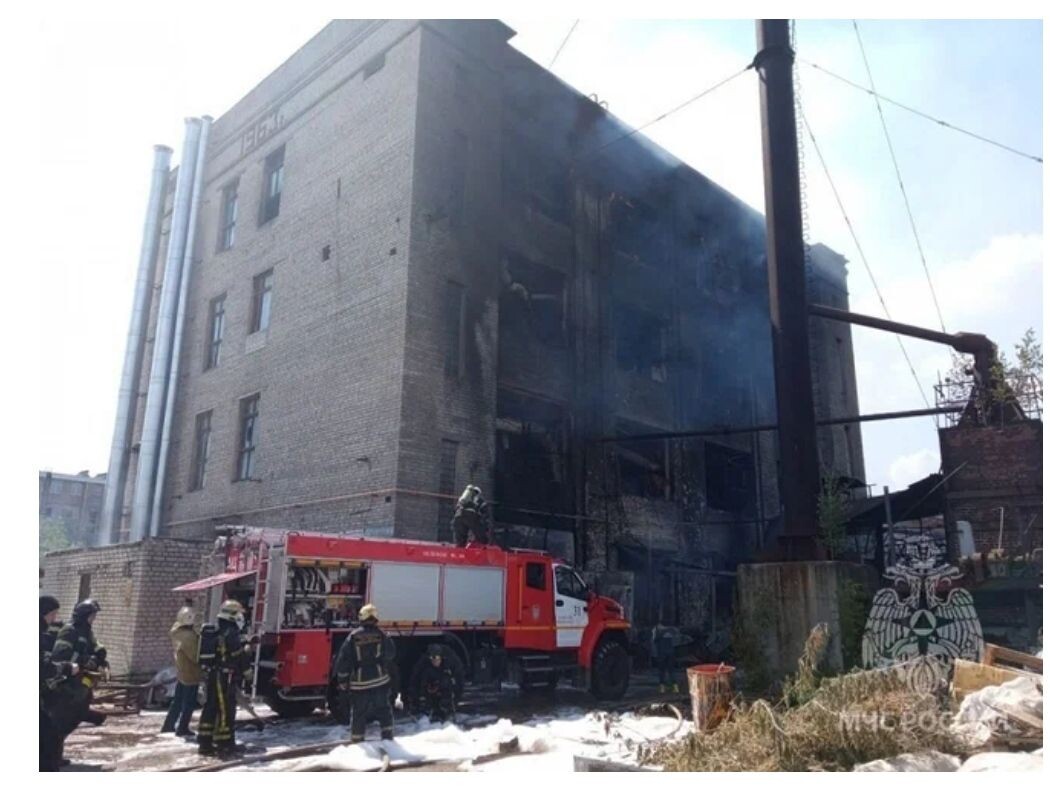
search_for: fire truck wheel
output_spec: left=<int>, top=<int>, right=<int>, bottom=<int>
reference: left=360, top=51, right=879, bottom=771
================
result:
left=265, top=694, right=318, bottom=719
left=590, top=639, right=630, bottom=701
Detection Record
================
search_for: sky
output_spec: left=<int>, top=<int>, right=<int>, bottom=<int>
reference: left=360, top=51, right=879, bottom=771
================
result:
left=28, top=14, right=1042, bottom=495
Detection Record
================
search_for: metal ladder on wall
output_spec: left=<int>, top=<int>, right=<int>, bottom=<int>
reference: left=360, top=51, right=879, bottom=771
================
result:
left=250, top=543, right=271, bottom=701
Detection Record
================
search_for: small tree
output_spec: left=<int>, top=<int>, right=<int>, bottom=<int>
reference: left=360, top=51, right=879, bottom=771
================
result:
left=817, top=476, right=848, bottom=559
left=39, top=517, right=72, bottom=558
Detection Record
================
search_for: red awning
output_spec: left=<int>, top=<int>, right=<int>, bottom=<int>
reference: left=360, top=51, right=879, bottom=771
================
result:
left=172, top=569, right=257, bottom=592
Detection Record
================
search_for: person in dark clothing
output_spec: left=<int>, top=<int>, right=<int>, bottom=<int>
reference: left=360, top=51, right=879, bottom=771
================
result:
left=451, top=484, right=490, bottom=547
left=49, top=599, right=109, bottom=747
left=40, top=595, right=77, bottom=771
left=197, top=600, right=251, bottom=757
left=161, top=606, right=201, bottom=737
left=410, top=644, right=457, bottom=723
left=651, top=618, right=679, bottom=693
left=335, top=603, right=396, bottom=742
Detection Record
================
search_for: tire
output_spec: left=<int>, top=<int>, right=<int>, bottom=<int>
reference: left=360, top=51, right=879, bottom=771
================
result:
left=265, top=694, right=317, bottom=719
left=590, top=639, right=630, bottom=701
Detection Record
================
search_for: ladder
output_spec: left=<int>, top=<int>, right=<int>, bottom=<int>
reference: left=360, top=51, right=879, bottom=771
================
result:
left=250, top=542, right=271, bottom=701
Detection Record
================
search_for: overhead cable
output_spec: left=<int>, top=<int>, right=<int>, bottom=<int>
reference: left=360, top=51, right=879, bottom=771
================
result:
left=548, top=19, right=580, bottom=69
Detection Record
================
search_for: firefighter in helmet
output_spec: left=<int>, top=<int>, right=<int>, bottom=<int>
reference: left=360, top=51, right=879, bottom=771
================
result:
left=197, top=599, right=252, bottom=757
left=40, top=595, right=77, bottom=771
left=410, top=644, right=457, bottom=723
left=49, top=599, right=109, bottom=745
left=335, top=603, right=397, bottom=742
left=452, top=484, right=490, bottom=546
left=161, top=605, right=201, bottom=737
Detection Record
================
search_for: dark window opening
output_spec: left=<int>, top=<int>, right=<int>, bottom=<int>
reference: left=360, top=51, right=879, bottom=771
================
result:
left=614, top=302, right=668, bottom=382
left=704, top=441, right=754, bottom=513
left=259, top=145, right=284, bottom=225
left=321, top=244, right=331, bottom=261
left=615, top=421, right=671, bottom=499
left=444, top=281, right=465, bottom=377
left=218, top=179, right=239, bottom=250
left=499, top=254, right=566, bottom=347
left=363, top=52, right=386, bottom=79
left=449, top=131, right=468, bottom=226
left=205, top=294, right=226, bottom=370
left=236, top=395, right=260, bottom=481
left=609, top=195, right=661, bottom=263
left=525, top=562, right=546, bottom=591
left=78, top=573, right=91, bottom=602
left=501, top=132, right=569, bottom=224
left=437, top=439, right=459, bottom=541
left=250, top=269, right=274, bottom=334
left=495, top=389, right=570, bottom=521
left=190, top=410, right=213, bottom=491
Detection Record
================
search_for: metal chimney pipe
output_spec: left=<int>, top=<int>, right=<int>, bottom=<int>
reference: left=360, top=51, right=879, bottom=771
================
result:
left=129, top=118, right=203, bottom=542
left=150, top=117, right=212, bottom=537
left=98, top=145, right=172, bottom=546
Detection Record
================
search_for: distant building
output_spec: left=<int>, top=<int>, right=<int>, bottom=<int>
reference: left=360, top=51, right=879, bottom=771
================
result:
left=39, top=470, right=106, bottom=547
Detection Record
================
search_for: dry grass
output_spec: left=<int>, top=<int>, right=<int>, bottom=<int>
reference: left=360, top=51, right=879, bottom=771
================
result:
left=646, top=652, right=964, bottom=772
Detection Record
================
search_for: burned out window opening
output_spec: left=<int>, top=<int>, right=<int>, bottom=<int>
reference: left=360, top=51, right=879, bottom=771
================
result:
left=495, top=389, right=570, bottom=518
left=218, top=179, right=239, bottom=250
left=235, top=394, right=260, bottom=481
left=704, top=441, right=755, bottom=513
left=259, top=145, right=285, bottom=225
left=444, top=281, right=466, bottom=377
left=501, top=131, right=570, bottom=225
left=205, top=293, right=226, bottom=370
left=615, top=425, right=672, bottom=500
left=189, top=410, right=213, bottom=491
left=609, top=194, right=662, bottom=265
left=614, top=302, right=668, bottom=382
left=500, top=254, right=567, bottom=347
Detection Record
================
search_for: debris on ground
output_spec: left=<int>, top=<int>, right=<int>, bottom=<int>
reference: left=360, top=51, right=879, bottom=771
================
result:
left=853, top=751, right=962, bottom=772
left=951, top=675, right=1043, bottom=748
left=958, top=749, right=1043, bottom=772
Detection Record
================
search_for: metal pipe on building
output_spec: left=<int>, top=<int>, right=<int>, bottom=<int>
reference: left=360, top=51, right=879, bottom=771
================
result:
left=98, top=145, right=172, bottom=546
left=150, top=117, right=212, bottom=537
left=129, top=118, right=203, bottom=542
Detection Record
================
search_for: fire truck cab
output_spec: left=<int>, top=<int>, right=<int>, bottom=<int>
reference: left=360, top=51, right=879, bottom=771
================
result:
left=175, top=528, right=631, bottom=719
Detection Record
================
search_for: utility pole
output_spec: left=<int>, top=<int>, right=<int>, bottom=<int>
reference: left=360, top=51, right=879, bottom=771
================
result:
left=755, top=20, right=821, bottom=559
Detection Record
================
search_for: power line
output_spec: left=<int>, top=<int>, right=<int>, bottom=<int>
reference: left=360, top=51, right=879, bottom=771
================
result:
left=852, top=19, right=948, bottom=333
left=798, top=57, right=1043, bottom=164
left=798, top=106, right=934, bottom=413
left=576, top=63, right=753, bottom=165
left=548, top=19, right=579, bottom=69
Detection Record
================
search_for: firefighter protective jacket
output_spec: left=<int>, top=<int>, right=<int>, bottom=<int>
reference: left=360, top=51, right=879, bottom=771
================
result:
left=335, top=623, right=396, bottom=691
left=198, top=620, right=250, bottom=675
left=51, top=621, right=106, bottom=674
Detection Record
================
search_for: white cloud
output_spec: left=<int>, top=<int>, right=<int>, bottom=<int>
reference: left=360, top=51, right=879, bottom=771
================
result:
left=887, top=447, right=940, bottom=491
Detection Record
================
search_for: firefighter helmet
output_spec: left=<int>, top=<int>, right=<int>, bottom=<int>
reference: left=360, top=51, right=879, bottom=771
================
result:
left=427, top=643, right=444, bottom=660
left=358, top=603, right=379, bottom=622
left=217, top=599, right=245, bottom=626
left=175, top=606, right=195, bottom=627
left=73, top=599, right=101, bottom=622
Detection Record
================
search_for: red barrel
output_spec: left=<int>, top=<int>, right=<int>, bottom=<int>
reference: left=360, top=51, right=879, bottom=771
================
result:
left=687, top=663, right=735, bottom=731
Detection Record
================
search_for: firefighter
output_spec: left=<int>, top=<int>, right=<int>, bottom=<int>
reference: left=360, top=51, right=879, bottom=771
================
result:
left=49, top=599, right=109, bottom=743
left=452, top=484, right=490, bottom=546
left=40, top=595, right=77, bottom=771
left=197, top=600, right=251, bottom=757
left=161, top=605, right=201, bottom=737
left=335, top=603, right=396, bottom=742
left=410, top=644, right=456, bottom=723
left=651, top=616, right=679, bottom=694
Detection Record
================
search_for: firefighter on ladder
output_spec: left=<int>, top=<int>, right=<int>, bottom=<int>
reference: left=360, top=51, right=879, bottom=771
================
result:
left=335, top=603, right=397, bottom=742
left=452, top=484, right=491, bottom=546
left=197, top=600, right=251, bottom=757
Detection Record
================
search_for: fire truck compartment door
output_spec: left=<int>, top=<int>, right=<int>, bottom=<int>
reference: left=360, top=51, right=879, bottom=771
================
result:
left=554, top=564, right=588, bottom=648
left=369, top=562, right=441, bottom=623
left=444, top=566, right=504, bottom=624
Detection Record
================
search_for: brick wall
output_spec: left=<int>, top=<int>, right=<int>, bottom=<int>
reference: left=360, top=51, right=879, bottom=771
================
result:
left=41, top=538, right=213, bottom=677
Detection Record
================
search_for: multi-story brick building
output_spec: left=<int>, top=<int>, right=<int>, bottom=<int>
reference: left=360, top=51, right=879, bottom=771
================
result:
left=39, top=470, right=106, bottom=547
left=85, top=20, right=864, bottom=636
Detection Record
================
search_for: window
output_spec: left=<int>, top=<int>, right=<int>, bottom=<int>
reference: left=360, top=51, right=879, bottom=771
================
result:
left=260, top=145, right=284, bottom=224
left=444, top=281, right=465, bottom=377
left=616, top=420, right=671, bottom=500
left=704, top=442, right=755, bottom=513
left=235, top=395, right=260, bottom=481
left=190, top=410, right=213, bottom=491
left=250, top=269, right=274, bottom=334
left=555, top=566, right=588, bottom=599
left=218, top=179, right=239, bottom=250
left=78, top=573, right=91, bottom=602
left=614, top=302, right=668, bottom=382
left=525, top=562, right=546, bottom=591
left=499, top=254, right=566, bottom=347
left=437, top=439, right=459, bottom=540
left=89, top=510, right=98, bottom=525
left=205, top=294, right=226, bottom=370
left=363, top=52, right=386, bottom=79
left=449, top=131, right=468, bottom=226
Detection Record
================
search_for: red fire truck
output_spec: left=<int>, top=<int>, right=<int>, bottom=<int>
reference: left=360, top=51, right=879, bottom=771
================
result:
left=174, top=528, right=631, bottom=719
